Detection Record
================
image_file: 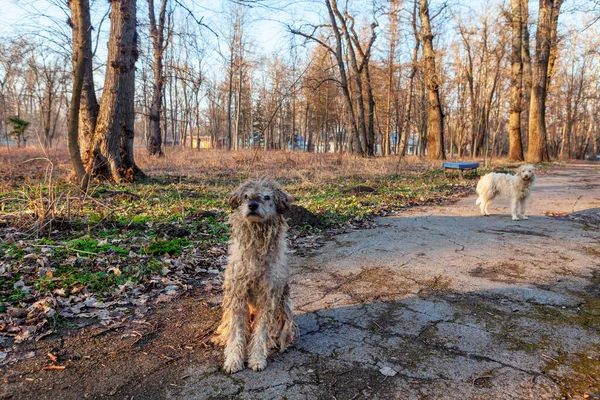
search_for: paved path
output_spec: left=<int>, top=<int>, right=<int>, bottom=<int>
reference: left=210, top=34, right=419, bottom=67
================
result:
left=172, top=163, right=600, bottom=399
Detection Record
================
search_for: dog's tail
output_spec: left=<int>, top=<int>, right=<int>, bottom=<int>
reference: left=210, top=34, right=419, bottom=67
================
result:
left=475, top=197, right=481, bottom=206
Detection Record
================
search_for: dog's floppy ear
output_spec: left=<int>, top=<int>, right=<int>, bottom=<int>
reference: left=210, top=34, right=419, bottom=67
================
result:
left=228, top=189, right=243, bottom=209
left=229, top=181, right=250, bottom=209
left=275, top=189, right=293, bottom=214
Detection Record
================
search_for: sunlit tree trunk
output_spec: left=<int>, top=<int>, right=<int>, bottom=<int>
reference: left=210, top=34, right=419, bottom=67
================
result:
left=399, top=0, right=420, bottom=158
left=526, top=0, right=563, bottom=162
left=147, top=0, right=169, bottom=157
left=521, top=0, right=532, bottom=141
left=419, top=0, right=445, bottom=160
left=509, top=0, right=524, bottom=160
left=68, top=0, right=100, bottom=183
left=67, top=0, right=91, bottom=187
left=88, top=0, right=142, bottom=182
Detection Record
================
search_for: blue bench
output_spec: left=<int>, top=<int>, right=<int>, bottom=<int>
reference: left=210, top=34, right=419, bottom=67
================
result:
left=442, top=162, right=479, bottom=178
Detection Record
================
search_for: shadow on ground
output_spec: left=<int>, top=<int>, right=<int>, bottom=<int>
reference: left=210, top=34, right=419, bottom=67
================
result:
left=168, top=280, right=600, bottom=400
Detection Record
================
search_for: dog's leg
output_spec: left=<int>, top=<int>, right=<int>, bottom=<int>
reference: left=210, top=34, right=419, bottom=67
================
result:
left=483, top=199, right=491, bottom=216
left=477, top=196, right=486, bottom=215
left=276, top=293, right=295, bottom=352
left=222, top=295, right=248, bottom=374
left=247, top=300, right=271, bottom=372
left=520, top=199, right=528, bottom=220
left=510, top=198, right=520, bottom=221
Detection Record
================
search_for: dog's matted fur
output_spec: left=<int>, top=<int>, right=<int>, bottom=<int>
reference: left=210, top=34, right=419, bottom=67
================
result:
left=213, top=178, right=297, bottom=373
left=475, top=164, right=536, bottom=221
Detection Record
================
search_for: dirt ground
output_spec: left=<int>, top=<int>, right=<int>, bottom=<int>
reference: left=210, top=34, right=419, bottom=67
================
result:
left=1, top=162, right=600, bottom=400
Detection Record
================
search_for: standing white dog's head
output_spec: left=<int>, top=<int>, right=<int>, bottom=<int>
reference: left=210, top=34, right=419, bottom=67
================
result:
left=229, top=179, right=292, bottom=223
left=516, top=164, right=536, bottom=183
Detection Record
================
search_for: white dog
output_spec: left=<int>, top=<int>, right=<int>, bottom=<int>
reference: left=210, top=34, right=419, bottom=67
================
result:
left=475, top=164, right=536, bottom=221
left=213, top=179, right=296, bottom=374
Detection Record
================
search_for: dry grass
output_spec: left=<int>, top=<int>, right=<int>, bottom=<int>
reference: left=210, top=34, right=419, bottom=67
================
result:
left=135, top=147, right=441, bottom=185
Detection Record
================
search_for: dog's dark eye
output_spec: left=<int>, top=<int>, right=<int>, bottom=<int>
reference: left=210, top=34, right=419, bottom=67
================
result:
left=264, top=195, right=270, bottom=201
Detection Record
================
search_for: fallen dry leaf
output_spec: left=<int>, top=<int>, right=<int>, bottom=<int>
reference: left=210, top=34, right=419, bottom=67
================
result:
left=42, top=365, right=66, bottom=371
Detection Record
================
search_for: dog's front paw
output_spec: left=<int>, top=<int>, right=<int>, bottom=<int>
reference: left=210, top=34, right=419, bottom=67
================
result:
left=521, top=215, right=529, bottom=220
left=223, top=356, right=245, bottom=374
left=248, top=355, right=267, bottom=372
left=512, top=216, right=520, bottom=221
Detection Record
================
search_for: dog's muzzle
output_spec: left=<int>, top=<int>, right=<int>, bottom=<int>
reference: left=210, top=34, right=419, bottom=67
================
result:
left=246, top=201, right=262, bottom=218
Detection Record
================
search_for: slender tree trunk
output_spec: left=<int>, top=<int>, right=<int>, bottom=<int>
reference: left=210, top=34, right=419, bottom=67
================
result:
left=509, top=0, right=524, bottom=160
left=234, top=59, right=243, bottom=150
left=521, top=0, right=532, bottom=141
left=526, top=0, right=563, bottom=162
left=226, top=58, right=234, bottom=150
left=364, top=64, right=376, bottom=156
left=67, top=0, right=88, bottom=188
left=330, top=0, right=370, bottom=155
left=385, top=0, right=400, bottom=157
left=69, top=0, right=100, bottom=177
left=419, top=0, right=445, bottom=160
left=324, top=0, right=362, bottom=155
left=399, top=0, right=420, bottom=158
left=147, top=0, right=168, bottom=156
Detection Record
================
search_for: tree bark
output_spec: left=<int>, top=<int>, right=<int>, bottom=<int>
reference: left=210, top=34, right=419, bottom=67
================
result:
left=68, top=0, right=100, bottom=181
left=526, top=0, right=563, bottom=162
left=419, top=0, right=445, bottom=160
left=509, top=0, right=525, bottom=160
left=88, top=0, right=142, bottom=182
left=399, top=0, right=420, bottom=158
left=147, top=0, right=168, bottom=157
left=67, top=0, right=88, bottom=188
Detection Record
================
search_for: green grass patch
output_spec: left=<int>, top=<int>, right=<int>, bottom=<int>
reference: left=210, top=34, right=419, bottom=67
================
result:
left=0, top=160, right=481, bottom=305
left=144, top=238, right=191, bottom=256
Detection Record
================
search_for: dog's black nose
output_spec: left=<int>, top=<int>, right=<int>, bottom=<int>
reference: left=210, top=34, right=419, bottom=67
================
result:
left=248, top=201, right=259, bottom=211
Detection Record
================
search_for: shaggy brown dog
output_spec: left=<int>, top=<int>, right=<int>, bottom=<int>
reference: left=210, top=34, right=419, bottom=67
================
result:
left=213, top=179, right=296, bottom=373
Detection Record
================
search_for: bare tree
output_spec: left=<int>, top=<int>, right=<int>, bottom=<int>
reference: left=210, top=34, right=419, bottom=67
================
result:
left=509, top=0, right=524, bottom=160
left=398, top=0, right=421, bottom=158
left=526, top=0, right=563, bottom=162
left=84, top=0, right=143, bottom=182
left=67, top=0, right=91, bottom=187
left=147, top=0, right=170, bottom=156
left=419, top=0, right=445, bottom=160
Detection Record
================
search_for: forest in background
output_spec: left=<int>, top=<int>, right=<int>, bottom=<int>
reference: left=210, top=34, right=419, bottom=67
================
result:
left=0, top=0, right=599, bottom=184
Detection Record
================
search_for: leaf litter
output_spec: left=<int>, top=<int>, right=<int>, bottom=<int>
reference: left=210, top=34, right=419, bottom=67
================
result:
left=1, top=165, right=478, bottom=370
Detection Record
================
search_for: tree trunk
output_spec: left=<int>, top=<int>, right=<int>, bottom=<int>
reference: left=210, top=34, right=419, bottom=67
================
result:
left=399, top=0, right=420, bottom=158
left=330, top=0, right=370, bottom=155
left=419, top=0, right=445, bottom=160
left=385, top=0, right=400, bottom=157
left=68, top=0, right=100, bottom=178
left=509, top=0, right=524, bottom=161
left=526, top=0, right=563, bottom=162
left=147, top=0, right=168, bottom=157
left=521, top=0, right=532, bottom=140
left=363, top=64, right=376, bottom=156
left=324, top=0, right=362, bottom=155
left=67, top=0, right=88, bottom=188
left=88, top=0, right=142, bottom=182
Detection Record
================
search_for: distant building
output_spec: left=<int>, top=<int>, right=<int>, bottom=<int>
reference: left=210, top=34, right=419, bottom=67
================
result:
left=190, top=136, right=212, bottom=149
left=376, top=132, right=423, bottom=155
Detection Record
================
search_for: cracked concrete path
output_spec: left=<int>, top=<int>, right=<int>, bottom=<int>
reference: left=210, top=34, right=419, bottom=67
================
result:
left=173, top=162, right=600, bottom=399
